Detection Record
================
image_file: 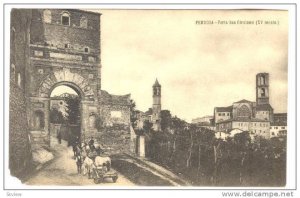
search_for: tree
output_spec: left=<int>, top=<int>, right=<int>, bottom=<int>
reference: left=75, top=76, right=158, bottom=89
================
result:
left=129, top=99, right=137, bottom=127
left=50, top=107, right=65, bottom=124
left=161, top=110, right=172, bottom=132
left=65, top=96, right=80, bottom=124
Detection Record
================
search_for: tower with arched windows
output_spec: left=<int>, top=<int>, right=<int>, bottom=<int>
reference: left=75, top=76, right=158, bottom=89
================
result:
left=256, top=73, right=269, bottom=105
left=152, top=79, right=161, bottom=131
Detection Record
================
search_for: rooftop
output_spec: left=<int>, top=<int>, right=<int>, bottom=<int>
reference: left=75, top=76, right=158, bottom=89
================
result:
left=234, top=99, right=253, bottom=104
left=215, top=106, right=233, bottom=112
left=153, top=78, right=161, bottom=87
left=217, top=117, right=269, bottom=124
left=256, top=103, right=273, bottom=111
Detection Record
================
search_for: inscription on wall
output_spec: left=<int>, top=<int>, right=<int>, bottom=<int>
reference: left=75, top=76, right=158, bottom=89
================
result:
left=50, top=52, right=82, bottom=61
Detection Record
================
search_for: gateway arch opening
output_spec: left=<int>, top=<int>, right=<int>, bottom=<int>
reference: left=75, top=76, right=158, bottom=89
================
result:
left=50, top=85, right=81, bottom=146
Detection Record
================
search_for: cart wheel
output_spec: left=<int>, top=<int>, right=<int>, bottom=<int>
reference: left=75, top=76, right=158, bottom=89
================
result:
left=112, top=176, right=118, bottom=183
left=94, top=178, right=99, bottom=184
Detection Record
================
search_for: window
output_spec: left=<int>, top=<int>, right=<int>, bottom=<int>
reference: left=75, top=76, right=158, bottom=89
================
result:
left=17, top=73, right=21, bottom=88
left=61, top=12, right=70, bottom=26
left=261, top=88, right=266, bottom=97
left=33, top=110, right=45, bottom=130
left=38, top=69, right=44, bottom=74
left=84, top=47, right=89, bottom=53
left=260, top=75, right=266, bottom=85
left=34, top=50, right=44, bottom=57
left=43, top=10, right=52, bottom=23
left=281, top=127, right=285, bottom=129
left=80, top=16, right=88, bottom=28
left=222, top=113, right=225, bottom=116
left=11, top=27, right=15, bottom=44
left=227, top=113, right=229, bottom=116
left=88, top=56, right=96, bottom=62
left=237, top=105, right=251, bottom=117
left=275, top=127, right=278, bottom=129
left=272, top=132, right=275, bottom=135
left=65, top=43, right=70, bottom=48
left=111, top=111, right=122, bottom=118
left=218, top=113, right=221, bottom=116
left=11, top=64, right=15, bottom=81
left=88, top=74, right=94, bottom=79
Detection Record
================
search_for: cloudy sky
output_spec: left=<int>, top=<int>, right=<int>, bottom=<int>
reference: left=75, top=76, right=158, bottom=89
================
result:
left=84, top=9, right=288, bottom=122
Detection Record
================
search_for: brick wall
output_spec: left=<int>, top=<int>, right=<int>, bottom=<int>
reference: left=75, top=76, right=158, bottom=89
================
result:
left=30, top=9, right=100, bottom=51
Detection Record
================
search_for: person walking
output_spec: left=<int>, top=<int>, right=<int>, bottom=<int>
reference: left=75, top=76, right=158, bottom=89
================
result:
left=57, top=131, right=62, bottom=144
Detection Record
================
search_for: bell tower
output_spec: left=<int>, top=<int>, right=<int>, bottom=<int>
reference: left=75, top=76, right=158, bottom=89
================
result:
left=152, top=78, right=161, bottom=131
left=256, top=73, right=270, bottom=105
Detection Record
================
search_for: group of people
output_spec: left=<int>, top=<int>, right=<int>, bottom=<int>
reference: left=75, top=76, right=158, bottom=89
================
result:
left=55, top=130, right=111, bottom=178
left=71, top=137, right=111, bottom=178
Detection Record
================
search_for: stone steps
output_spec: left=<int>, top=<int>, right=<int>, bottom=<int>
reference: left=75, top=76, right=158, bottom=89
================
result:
left=29, top=131, right=50, bottom=149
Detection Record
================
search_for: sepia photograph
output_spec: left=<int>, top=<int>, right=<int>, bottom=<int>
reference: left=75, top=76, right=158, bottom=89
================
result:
left=2, top=2, right=297, bottom=195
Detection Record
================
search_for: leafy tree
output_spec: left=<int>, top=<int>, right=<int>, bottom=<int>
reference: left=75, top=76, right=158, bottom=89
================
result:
left=161, top=110, right=172, bottom=132
left=129, top=99, right=137, bottom=127
left=65, top=96, right=80, bottom=124
left=50, top=107, right=65, bottom=124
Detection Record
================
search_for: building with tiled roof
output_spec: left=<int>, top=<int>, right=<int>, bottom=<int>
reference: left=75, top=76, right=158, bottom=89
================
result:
left=214, top=73, right=277, bottom=139
left=270, top=113, right=287, bottom=138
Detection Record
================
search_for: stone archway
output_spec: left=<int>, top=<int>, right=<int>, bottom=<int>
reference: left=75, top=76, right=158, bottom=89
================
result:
left=29, top=68, right=98, bottom=148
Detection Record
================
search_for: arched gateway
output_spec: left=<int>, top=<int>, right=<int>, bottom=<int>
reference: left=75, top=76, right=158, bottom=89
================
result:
left=29, top=69, right=99, bottom=147
left=25, top=9, right=132, bottom=152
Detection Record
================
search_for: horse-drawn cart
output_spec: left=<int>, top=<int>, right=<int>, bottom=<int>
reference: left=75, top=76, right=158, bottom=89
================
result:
left=92, top=166, right=118, bottom=184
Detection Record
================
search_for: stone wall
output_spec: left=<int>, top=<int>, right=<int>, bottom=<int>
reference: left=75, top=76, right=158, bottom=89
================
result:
left=86, top=127, right=132, bottom=155
left=9, top=9, right=32, bottom=178
left=9, top=82, right=32, bottom=177
left=100, top=104, right=131, bottom=127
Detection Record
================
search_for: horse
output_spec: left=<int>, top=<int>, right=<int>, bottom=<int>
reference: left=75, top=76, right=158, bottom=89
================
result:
left=76, top=155, right=84, bottom=174
left=82, top=156, right=95, bottom=178
left=94, top=156, right=111, bottom=171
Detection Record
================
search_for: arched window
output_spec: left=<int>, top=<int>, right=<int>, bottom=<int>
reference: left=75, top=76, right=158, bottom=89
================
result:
left=61, top=12, right=70, bottom=26
left=89, top=113, right=96, bottom=129
left=237, top=105, right=251, bottom=118
left=11, top=64, right=15, bottom=82
left=261, top=88, right=266, bottom=97
left=33, top=110, right=45, bottom=130
left=11, top=27, right=15, bottom=45
left=80, top=16, right=88, bottom=28
left=17, top=73, right=21, bottom=88
left=260, top=76, right=266, bottom=85
left=43, top=10, right=52, bottom=23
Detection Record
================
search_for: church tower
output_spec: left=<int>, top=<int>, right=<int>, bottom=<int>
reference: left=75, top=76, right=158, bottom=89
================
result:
left=256, top=73, right=270, bottom=105
left=152, top=79, right=161, bottom=131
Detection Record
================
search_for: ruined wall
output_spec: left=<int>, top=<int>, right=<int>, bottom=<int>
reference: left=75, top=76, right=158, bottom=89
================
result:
left=100, top=104, right=131, bottom=127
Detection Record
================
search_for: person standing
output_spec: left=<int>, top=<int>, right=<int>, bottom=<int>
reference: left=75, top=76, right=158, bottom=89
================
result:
left=57, top=131, right=62, bottom=144
left=88, top=136, right=95, bottom=151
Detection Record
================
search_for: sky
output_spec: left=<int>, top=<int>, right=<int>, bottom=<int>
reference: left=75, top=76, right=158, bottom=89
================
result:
left=54, top=9, right=288, bottom=122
